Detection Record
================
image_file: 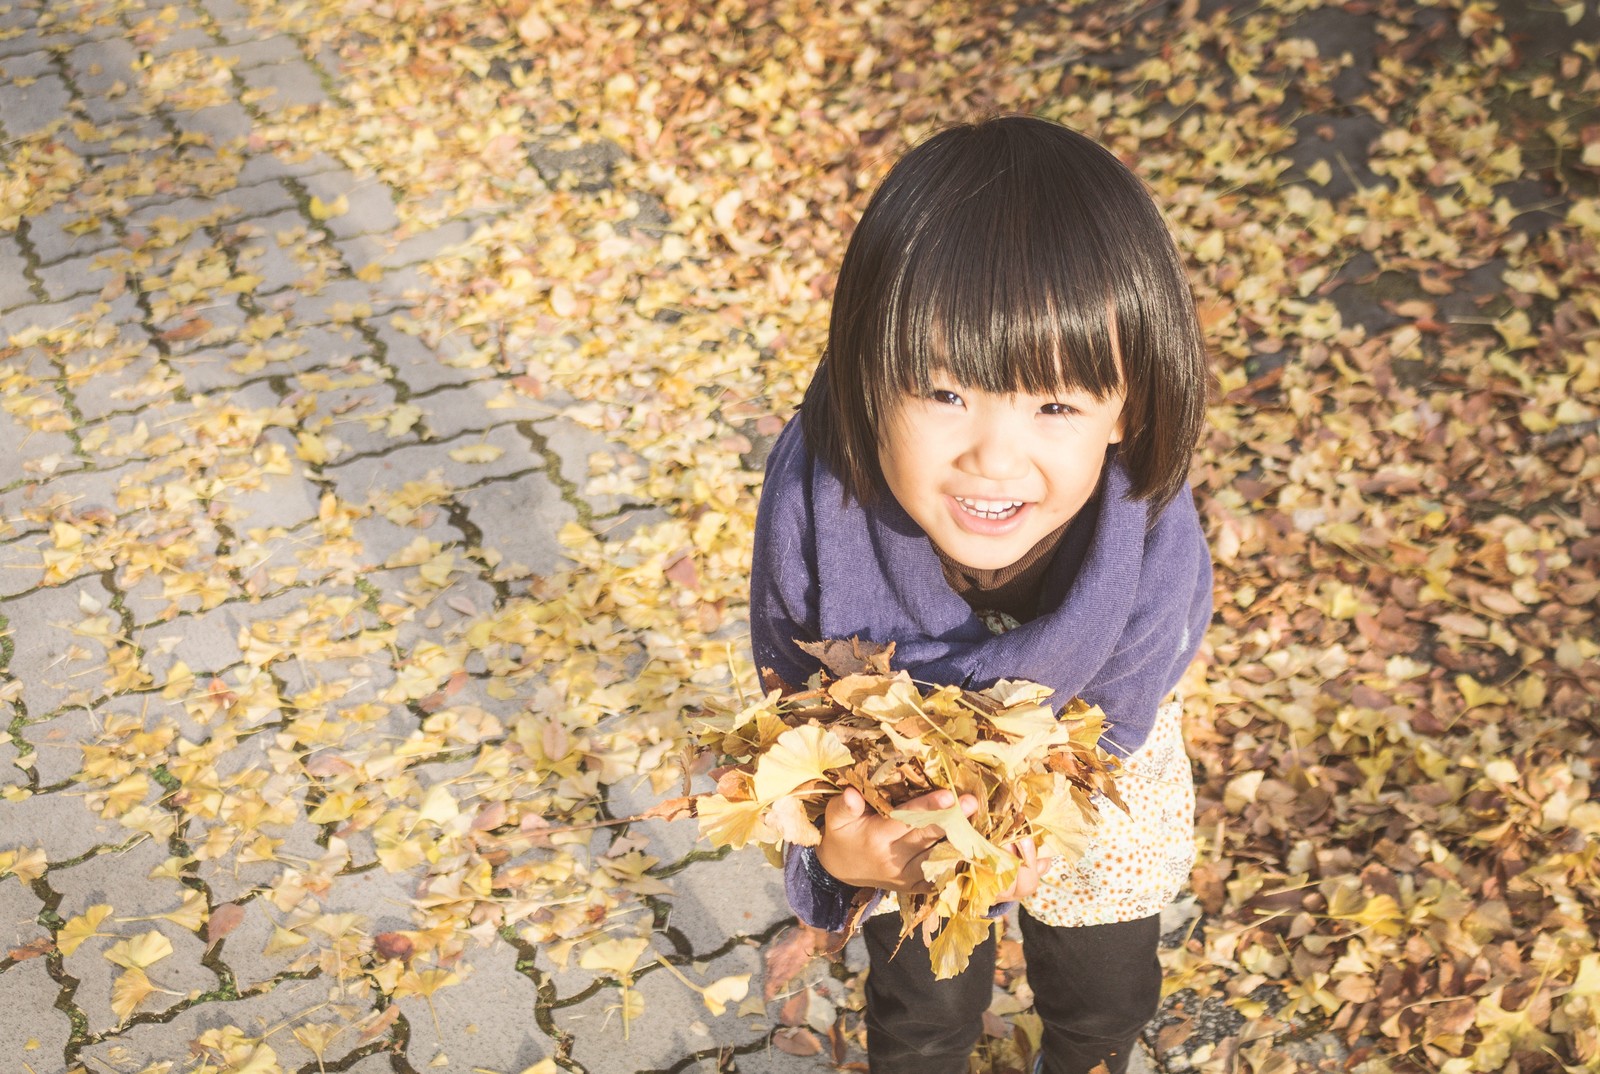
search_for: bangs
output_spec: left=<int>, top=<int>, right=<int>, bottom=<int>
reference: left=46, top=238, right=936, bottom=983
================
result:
left=884, top=173, right=1125, bottom=403
left=856, top=121, right=1145, bottom=416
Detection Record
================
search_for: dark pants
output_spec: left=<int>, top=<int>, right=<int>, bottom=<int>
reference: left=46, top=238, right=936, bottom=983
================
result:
left=862, top=908, right=1162, bottom=1074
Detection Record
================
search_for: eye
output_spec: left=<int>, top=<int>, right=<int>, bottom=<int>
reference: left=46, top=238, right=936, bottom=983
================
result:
left=1039, top=402, right=1080, bottom=418
left=930, top=389, right=965, bottom=408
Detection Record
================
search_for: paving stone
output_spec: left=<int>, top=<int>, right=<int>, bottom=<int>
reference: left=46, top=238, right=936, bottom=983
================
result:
left=172, top=99, right=257, bottom=146
left=3, top=576, right=119, bottom=717
left=455, top=471, right=577, bottom=580
left=0, top=292, right=143, bottom=340
left=1, top=790, right=132, bottom=865
left=133, top=589, right=304, bottom=677
left=0, top=235, right=37, bottom=311
left=555, top=944, right=768, bottom=1074
left=299, top=171, right=402, bottom=240
left=0, top=27, right=47, bottom=58
left=326, top=427, right=543, bottom=510
left=74, top=92, right=152, bottom=131
left=533, top=414, right=634, bottom=518
left=371, top=311, right=496, bottom=394
left=63, top=32, right=142, bottom=93
left=0, top=957, right=73, bottom=1068
left=198, top=33, right=301, bottom=70
left=658, top=846, right=788, bottom=956
left=0, top=71, right=70, bottom=139
left=0, top=860, right=45, bottom=948
left=0, top=49, right=51, bottom=81
left=74, top=972, right=331, bottom=1069
left=237, top=57, right=332, bottom=110
left=34, top=249, right=128, bottom=303
left=210, top=882, right=339, bottom=991
left=20, top=206, right=123, bottom=266
left=151, top=27, right=224, bottom=59
left=20, top=705, right=100, bottom=788
left=48, top=833, right=178, bottom=924
left=196, top=0, right=260, bottom=42
left=392, top=939, right=553, bottom=1073
left=208, top=177, right=299, bottom=222
left=68, top=354, right=172, bottom=425
left=0, top=418, right=81, bottom=520
left=223, top=474, right=323, bottom=542
left=415, top=382, right=550, bottom=442
left=236, top=146, right=342, bottom=186
left=283, top=276, right=407, bottom=325
left=335, top=216, right=475, bottom=271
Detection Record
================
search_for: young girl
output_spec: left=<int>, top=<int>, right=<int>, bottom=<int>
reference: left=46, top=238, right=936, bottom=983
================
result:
left=748, top=116, right=1213, bottom=1074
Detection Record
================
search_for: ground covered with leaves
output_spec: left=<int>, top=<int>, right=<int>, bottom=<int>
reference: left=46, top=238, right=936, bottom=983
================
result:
left=1, top=0, right=1598, bottom=1072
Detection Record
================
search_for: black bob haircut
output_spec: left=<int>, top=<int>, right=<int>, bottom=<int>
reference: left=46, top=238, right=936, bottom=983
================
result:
left=801, top=115, right=1208, bottom=514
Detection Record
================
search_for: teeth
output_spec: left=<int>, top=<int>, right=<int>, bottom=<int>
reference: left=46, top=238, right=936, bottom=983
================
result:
left=955, top=497, right=1023, bottom=519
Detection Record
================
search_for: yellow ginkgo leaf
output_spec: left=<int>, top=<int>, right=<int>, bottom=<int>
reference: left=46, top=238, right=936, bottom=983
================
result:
left=59, top=904, right=114, bottom=955
left=751, top=724, right=852, bottom=803
left=110, top=967, right=156, bottom=1021
left=263, top=924, right=309, bottom=956
left=105, top=930, right=174, bottom=970
left=700, top=973, right=750, bottom=1016
left=695, top=795, right=774, bottom=850
left=927, top=912, right=993, bottom=981
left=162, top=890, right=209, bottom=932
left=447, top=444, right=504, bottom=464
left=308, top=194, right=349, bottom=220
left=0, top=846, right=48, bottom=884
left=577, top=935, right=650, bottom=983
left=394, top=967, right=459, bottom=998
left=292, top=1022, right=343, bottom=1058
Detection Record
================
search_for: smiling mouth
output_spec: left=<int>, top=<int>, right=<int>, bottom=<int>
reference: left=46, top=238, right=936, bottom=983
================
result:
left=953, top=497, right=1024, bottom=521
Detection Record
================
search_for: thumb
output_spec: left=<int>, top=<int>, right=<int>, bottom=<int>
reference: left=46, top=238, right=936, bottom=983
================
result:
left=835, top=787, right=866, bottom=820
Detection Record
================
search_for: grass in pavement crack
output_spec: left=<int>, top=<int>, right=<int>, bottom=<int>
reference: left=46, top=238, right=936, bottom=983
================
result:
left=29, top=874, right=92, bottom=1059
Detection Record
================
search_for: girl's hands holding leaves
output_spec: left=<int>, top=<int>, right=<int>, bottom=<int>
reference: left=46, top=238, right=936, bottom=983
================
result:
left=815, top=787, right=979, bottom=893
left=995, top=839, right=1053, bottom=902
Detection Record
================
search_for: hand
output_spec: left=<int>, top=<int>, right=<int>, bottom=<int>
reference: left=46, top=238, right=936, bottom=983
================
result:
left=994, top=839, right=1054, bottom=902
left=815, top=787, right=978, bottom=893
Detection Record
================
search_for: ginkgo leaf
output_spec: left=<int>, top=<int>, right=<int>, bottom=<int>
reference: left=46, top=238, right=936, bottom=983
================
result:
left=889, top=802, right=1009, bottom=867
left=309, top=194, right=349, bottom=220
left=578, top=936, right=651, bottom=983
left=751, top=724, right=852, bottom=803
left=696, top=794, right=776, bottom=850
left=700, top=973, right=750, bottom=1016
left=105, top=930, right=174, bottom=970
left=59, top=904, right=114, bottom=955
left=926, top=913, right=994, bottom=981
left=263, top=924, right=309, bottom=956
left=111, top=967, right=157, bottom=1021
left=0, top=846, right=48, bottom=884
left=394, top=967, right=460, bottom=998
left=447, top=444, right=504, bottom=463
left=764, top=794, right=821, bottom=847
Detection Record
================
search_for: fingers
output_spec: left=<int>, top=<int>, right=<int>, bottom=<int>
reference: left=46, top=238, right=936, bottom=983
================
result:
left=897, top=788, right=957, bottom=813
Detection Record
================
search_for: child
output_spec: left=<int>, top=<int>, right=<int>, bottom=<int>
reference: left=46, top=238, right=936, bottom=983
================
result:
left=748, top=116, right=1213, bottom=1074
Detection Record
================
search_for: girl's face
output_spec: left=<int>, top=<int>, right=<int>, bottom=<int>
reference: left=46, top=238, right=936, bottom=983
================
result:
left=876, top=372, right=1125, bottom=571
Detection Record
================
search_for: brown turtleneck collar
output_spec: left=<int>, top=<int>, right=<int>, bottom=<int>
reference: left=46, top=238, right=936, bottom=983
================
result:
left=932, top=490, right=1100, bottom=623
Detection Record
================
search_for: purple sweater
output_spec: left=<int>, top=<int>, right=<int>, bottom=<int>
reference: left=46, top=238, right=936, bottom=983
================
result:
left=749, top=417, right=1212, bottom=930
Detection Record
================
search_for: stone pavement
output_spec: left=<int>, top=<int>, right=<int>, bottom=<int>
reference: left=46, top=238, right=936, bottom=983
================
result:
left=0, top=2, right=824, bottom=1071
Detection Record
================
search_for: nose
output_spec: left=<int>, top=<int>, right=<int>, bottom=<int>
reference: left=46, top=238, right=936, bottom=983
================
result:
left=956, top=411, right=1028, bottom=481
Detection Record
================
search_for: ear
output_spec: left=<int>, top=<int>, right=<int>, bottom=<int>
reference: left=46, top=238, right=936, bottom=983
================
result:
left=1108, top=403, right=1126, bottom=445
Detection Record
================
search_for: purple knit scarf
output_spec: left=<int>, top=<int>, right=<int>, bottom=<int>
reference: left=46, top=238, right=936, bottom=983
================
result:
left=749, top=416, right=1212, bottom=757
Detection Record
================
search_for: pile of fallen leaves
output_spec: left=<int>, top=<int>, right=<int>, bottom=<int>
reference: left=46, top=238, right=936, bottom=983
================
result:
left=689, top=639, right=1118, bottom=978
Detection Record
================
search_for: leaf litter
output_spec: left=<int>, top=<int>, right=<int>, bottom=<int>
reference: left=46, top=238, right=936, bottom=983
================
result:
left=0, top=0, right=1595, bottom=1071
